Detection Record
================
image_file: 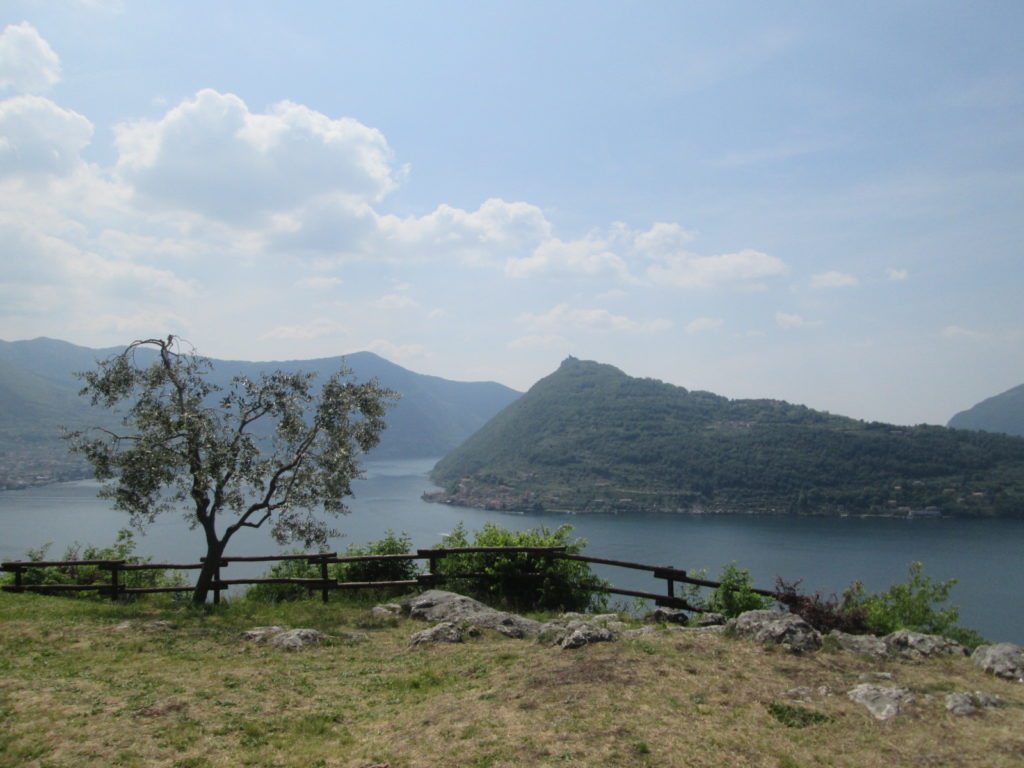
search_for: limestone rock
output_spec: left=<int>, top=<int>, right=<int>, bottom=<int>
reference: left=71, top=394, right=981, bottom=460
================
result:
left=847, top=684, right=913, bottom=721
left=240, top=626, right=287, bottom=642
left=726, top=610, right=822, bottom=652
left=407, top=621, right=471, bottom=648
left=555, top=620, right=616, bottom=650
left=945, top=691, right=1007, bottom=716
left=883, top=630, right=966, bottom=659
left=829, top=631, right=888, bottom=658
left=645, top=607, right=689, bottom=625
left=971, top=642, right=1024, bottom=682
left=370, top=603, right=402, bottom=618
left=266, top=628, right=328, bottom=649
left=695, top=612, right=726, bottom=627
left=401, top=590, right=544, bottom=638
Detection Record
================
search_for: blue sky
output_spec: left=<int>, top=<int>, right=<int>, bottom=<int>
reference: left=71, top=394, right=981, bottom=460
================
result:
left=1, top=1, right=1022, bottom=425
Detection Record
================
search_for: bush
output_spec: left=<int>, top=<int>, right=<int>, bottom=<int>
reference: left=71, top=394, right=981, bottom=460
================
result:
left=842, top=562, right=985, bottom=648
left=774, top=578, right=870, bottom=634
left=245, top=531, right=420, bottom=603
left=2, top=529, right=186, bottom=599
left=433, top=522, right=608, bottom=613
left=333, top=530, right=419, bottom=602
left=705, top=562, right=773, bottom=618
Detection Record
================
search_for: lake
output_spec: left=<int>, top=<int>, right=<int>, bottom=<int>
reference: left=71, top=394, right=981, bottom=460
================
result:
left=2, top=457, right=1021, bottom=644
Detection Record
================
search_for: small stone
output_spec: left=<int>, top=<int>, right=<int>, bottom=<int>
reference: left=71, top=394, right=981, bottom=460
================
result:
left=556, top=620, right=616, bottom=649
left=726, top=610, right=822, bottom=652
left=370, top=603, right=402, bottom=618
left=829, top=631, right=887, bottom=658
left=408, top=621, right=464, bottom=648
left=695, top=612, right=726, bottom=627
left=240, top=626, right=287, bottom=642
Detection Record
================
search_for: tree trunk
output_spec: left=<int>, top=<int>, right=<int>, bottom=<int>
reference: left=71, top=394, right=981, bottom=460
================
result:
left=192, top=538, right=227, bottom=604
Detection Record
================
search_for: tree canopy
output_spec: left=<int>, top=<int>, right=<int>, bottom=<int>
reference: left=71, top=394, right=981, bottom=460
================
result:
left=64, top=336, right=398, bottom=602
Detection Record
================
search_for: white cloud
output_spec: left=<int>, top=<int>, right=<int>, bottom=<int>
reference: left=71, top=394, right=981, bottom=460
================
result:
left=886, top=267, right=909, bottom=281
left=647, top=248, right=787, bottom=289
left=295, top=276, right=344, bottom=291
left=261, top=318, right=349, bottom=341
left=941, top=325, right=989, bottom=341
left=366, top=339, right=427, bottom=359
left=506, top=234, right=632, bottom=280
left=373, top=294, right=418, bottom=310
left=776, top=311, right=810, bottom=329
left=0, top=23, right=60, bottom=94
left=685, top=317, right=723, bottom=334
left=0, top=95, right=93, bottom=176
left=521, top=303, right=672, bottom=334
left=114, top=89, right=398, bottom=223
left=810, top=270, right=859, bottom=289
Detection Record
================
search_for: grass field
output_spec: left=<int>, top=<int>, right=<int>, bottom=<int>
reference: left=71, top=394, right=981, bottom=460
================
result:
left=1, top=592, right=1022, bottom=768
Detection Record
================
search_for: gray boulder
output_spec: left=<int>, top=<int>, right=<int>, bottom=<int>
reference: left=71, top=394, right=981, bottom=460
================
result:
left=695, top=612, right=726, bottom=627
left=401, top=590, right=544, bottom=639
left=645, top=607, right=689, bottom=625
left=726, top=610, right=822, bottom=652
left=408, top=621, right=475, bottom=648
left=828, top=631, right=888, bottom=658
left=971, top=642, right=1024, bottom=682
left=370, top=603, right=402, bottom=618
left=554, top=620, right=616, bottom=649
left=883, top=630, right=967, bottom=659
left=240, top=626, right=287, bottom=642
left=847, top=684, right=913, bottom=721
left=266, top=628, right=329, bottom=649
left=945, top=691, right=1008, bottom=716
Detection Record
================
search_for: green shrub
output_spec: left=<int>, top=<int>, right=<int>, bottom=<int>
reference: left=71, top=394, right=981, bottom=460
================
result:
left=433, top=522, right=608, bottom=613
left=244, top=553, right=322, bottom=603
left=841, top=562, right=985, bottom=648
left=245, top=532, right=419, bottom=603
left=2, top=529, right=186, bottom=599
left=705, top=562, right=773, bottom=618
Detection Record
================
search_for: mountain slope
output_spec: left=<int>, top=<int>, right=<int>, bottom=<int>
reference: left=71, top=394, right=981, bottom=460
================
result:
left=0, top=338, right=520, bottom=486
left=948, top=384, right=1024, bottom=437
left=430, top=357, right=1024, bottom=517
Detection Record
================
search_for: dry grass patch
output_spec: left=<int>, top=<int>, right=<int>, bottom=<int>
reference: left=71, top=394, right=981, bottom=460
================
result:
left=1, top=593, right=1022, bottom=768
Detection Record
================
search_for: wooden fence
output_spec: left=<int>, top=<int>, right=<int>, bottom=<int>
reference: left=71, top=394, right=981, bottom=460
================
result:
left=1, top=546, right=776, bottom=608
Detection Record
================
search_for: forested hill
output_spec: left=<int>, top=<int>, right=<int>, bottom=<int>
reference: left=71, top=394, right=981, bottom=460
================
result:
left=948, top=383, right=1024, bottom=437
left=429, top=357, right=1024, bottom=517
left=0, top=337, right=520, bottom=487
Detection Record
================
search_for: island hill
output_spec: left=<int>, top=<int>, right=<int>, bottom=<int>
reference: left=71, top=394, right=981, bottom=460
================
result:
left=426, top=357, right=1024, bottom=517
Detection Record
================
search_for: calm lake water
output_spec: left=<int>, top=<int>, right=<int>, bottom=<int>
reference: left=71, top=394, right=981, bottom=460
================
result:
left=2, top=457, right=1021, bottom=644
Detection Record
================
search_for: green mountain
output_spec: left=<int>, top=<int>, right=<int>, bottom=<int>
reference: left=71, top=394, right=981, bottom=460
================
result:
left=948, top=384, right=1024, bottom=437
left=429, top=357, right=1024, bottom=517
left=0, top=338, right=520, bottom=487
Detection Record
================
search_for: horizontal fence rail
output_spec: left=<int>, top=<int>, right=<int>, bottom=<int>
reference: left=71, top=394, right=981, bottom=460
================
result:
left=2, top=546, right=774, bottom=609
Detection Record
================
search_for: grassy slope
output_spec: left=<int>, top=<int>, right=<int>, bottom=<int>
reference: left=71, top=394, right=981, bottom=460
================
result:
left=2, top=593, right=1022, bottom=768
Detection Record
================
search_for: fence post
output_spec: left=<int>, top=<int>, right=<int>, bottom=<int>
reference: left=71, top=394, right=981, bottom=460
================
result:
left=319, top=556, right=330, bottom=604
left=109, top=562, right=120, bottom=601
left=665, top=566, right=675, bottom=601
left=213, top=560, right=222, bottom=605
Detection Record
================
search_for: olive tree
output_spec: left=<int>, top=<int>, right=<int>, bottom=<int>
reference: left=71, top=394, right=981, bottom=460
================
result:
left=63, top=336, right=398, bottom=603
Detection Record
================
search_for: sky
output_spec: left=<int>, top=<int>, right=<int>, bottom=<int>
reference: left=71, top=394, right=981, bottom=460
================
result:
left=1, top=1, right=1022, bottom=427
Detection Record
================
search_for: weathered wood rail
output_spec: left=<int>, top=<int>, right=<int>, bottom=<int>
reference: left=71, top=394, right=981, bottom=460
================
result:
left=1, top=546, right=775, bottom=608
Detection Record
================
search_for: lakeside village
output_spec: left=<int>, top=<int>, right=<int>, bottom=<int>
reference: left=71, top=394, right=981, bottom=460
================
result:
left=0, top=450, right=91, bottom=491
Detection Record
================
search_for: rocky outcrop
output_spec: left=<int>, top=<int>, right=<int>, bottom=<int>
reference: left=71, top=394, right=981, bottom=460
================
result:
left=944, top=691, right=1007, bottom=716
left=240, top=627, right=329, bottom=649
left=399, top=591, right=623, bottom=649
left=725, top=610, right=822, bottom=652
left=401, top=590, right=545, bottom=639
left=829, top=631, right=888, bottom=658
left=971, top=642, right=1024, bottom=682
left=847, top=684, right=913, bottom=721
left=883, top=629, right=967, bottom=659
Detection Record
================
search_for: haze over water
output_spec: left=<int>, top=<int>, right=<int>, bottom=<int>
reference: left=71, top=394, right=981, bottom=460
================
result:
left=2, top=458, right=1020, bottom=644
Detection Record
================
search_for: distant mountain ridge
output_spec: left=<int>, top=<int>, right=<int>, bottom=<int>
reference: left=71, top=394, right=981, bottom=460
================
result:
left=948, top=384, right=1024, bottom=437
left=0, top=337, right=520, bottom=487
left=429, top=357, right=1024, bottom=517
